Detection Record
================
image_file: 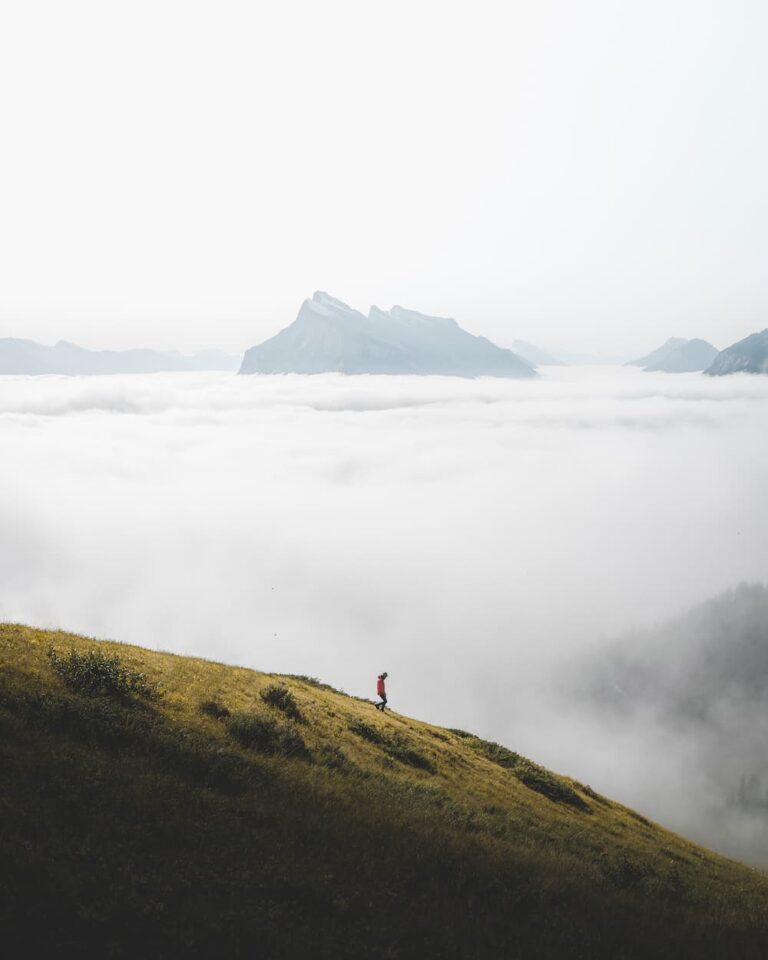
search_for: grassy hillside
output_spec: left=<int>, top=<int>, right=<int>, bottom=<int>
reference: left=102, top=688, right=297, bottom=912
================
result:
left=2, top=625, right=767, bottom=958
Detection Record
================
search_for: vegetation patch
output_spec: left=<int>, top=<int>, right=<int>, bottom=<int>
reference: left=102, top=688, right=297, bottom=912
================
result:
left=5, top=686, right=251, bottom=792
left=627, top=808, right=651, bottom=826
left=316, top=743, right=354, bottom=771
left=579, top=783, right=611, bottom=807
left=226, top=712, right=309, bottom=759
left=260, top=683, right=303, bottom=722
left=429, top=729, right=449, bottom=741
left=514, top=761, right=589, bottom=811
left=470, top=736, right=588, bottom=810
left=48, top=648, right=159, bottom=701
left=477, top=739, right=524, bottom=770
left=348, top=718, right=385, bottom=744
left=199, top=699, right=230, bottom=720
left=348, top=718, right=435, bottom=773
left=283, top=674, right=346, bottom=695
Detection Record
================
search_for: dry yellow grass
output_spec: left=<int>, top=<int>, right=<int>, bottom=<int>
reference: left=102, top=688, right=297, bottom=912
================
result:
left=2, top=622, right=767, bottom=959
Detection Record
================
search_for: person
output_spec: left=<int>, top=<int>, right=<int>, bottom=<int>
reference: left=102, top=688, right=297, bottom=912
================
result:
left=375, top=672, right=388, bottom=711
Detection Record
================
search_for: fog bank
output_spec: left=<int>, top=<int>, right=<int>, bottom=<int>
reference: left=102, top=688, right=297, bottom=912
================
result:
left=1, top=366, right=767, bottom=856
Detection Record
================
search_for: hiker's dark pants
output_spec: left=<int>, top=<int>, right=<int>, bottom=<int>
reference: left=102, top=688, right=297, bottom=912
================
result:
left=378, top=695, right=387, bottom=710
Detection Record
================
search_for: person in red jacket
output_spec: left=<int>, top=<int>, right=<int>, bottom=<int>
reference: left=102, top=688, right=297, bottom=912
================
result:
left=375, top=672, right=388, bottom=711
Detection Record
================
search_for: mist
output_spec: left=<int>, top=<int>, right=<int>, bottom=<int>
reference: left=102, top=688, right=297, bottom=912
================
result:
left=2, top=366, right=767, bottom=859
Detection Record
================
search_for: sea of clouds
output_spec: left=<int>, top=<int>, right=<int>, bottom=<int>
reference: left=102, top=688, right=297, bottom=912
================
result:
left=2, top=366, right=767, bottom=856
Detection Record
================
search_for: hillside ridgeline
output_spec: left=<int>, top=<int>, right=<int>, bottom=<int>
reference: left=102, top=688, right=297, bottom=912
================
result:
left=2, top=624, right=767, bottom=959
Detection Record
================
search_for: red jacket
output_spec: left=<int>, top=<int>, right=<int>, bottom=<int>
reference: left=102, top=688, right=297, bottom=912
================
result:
left=377, top=676, right=386, bottom=696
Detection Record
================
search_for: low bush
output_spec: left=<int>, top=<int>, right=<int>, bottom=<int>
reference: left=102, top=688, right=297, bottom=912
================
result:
left=348, top=719, right=435, bottom=773
left=226, top=712, right=309, bottom=760
left=283, top=674, right=345, bottom=695
left=475, top=739, right=524, bottom=770
left=347, top=718, right=385, bottom=744
left=384, top=738, right=435, bottom=773
left=579, top=783, right=611, bottom=807
left=260, top=684, right=303, bottom=722
left=316, top=743, right=353, bottom=771
left=48, top=648, right=158, bottom=701
left=471, top=736, right=588, bottom=810
left=199, top=699, right=231, bottom=720
left=514, top=761, right=589, bottom=811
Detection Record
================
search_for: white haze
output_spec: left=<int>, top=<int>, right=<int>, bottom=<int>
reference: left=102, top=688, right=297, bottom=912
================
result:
left=2, top=1, right=768, bottom=355
left=2, top=367, right=768, bottom=856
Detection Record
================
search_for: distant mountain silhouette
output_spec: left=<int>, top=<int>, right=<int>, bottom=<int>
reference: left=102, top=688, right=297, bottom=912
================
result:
left=705, top=329, right=768, bottom=376
left=510, top=340, right=566, bottom=366
left=240, top=292, right=536, bottom=378
left=627, top=337, right=718, bottom=372
left=0, top=339, right=240, bottom=375
left=578, top=583, right=768, bottom=864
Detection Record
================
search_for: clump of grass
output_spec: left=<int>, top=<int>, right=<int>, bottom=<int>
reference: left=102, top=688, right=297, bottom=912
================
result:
left=627, top=808, right=651, bottom=826
left=348, top=718, right=384, bottom=744
left=283, top=674, right=345, bottom=695
left=607, top=854, right=651, bottom=888
left=199, top=699, right=230, bottom=720
left=260, top=684, right=303, bottom=722
left=579, top=783, right=611, bottom=807
left=226, top=712, right=309, bottom=760
left=316, top=743, right=353, bottom=771
left=448, top=728, right=475, bottom=739
left=47, top=648, right=158, bottom=701
left=470, top=736, right=588, bottom=810
left=478, top=740, right=524, bottom=770
left=514, top=761, right=589, bottom=810
left=348, top=718, right=435, bottom=773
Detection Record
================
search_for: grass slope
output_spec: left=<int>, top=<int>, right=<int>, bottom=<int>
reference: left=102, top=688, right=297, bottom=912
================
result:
left=2, top=624, right=767, bottom=959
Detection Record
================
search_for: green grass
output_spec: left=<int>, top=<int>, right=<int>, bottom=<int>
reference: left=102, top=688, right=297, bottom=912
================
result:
left=2, top=622, right=768, bottom=959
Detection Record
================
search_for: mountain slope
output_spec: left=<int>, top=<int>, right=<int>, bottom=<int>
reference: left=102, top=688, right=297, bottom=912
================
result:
left=574, top=583, right=768, bottom=864
left=705, top=329, right=768, bottom=375
left=240, top=292, right=536, bottom=378
left=626, top=337, right=687, bottom=368
left=643, top=338, right=719, bottom=372
left=0, top=338, right=240, bottom=374
left=2, top=624, right=768, bottom=958
left=627, top=337, right=718, bottom=372
left=511, top=339, right=566, bottom=366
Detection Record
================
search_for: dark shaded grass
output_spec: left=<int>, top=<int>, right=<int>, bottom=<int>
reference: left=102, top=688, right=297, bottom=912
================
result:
left=260, top=683, right=304, bottom=722
left=226, top=711, right=310, bottom=759
left=348, top=718, right=435, bottom=773
left=464, top=734, right=590, bottom=810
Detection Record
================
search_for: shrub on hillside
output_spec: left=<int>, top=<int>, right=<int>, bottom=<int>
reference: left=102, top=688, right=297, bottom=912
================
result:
left=316, top=743, right=353, bottom=771
left=347, top=718, right=435, bottom=773
left=476, top=739, right=524, bottom=770
left=47, top=648, right=158, bottom=701
left=260, top=684, right=303, bottom=722
left=471, top=736, right=588, bottom=810
left=514, top=761, right=589, bottom=811
left=347, top=718, right=385, bottom=744
left=283, top=674, right=345, bottom=695
left=199, top=699, right=231, bottom=720
left=226, top=712, right=309, bottom=760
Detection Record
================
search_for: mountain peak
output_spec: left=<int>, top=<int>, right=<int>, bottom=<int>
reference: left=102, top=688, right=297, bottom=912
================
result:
left=706, top=328, right=768, bottom=376
left=627, top=337, right=718, bottom=373
left=241, top=293, right=536, bottom=378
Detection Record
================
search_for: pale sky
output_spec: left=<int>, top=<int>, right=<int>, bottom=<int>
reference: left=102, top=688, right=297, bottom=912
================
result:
left=1, top=0, right=767, bottom=355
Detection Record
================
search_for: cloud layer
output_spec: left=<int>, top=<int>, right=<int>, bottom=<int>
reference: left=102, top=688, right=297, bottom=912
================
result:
left=2, top=366, right=767, bottom=855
